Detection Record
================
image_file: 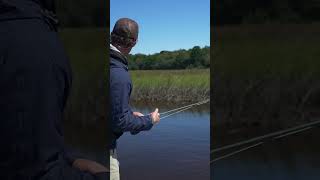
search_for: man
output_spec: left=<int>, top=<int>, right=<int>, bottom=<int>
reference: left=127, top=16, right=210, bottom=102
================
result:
left=0, top=0, right=107, bottom=179
left=110, top=18, right=160, bottom=180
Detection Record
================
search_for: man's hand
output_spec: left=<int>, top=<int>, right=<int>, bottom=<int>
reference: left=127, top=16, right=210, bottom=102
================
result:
left=133, top=112, right=144, bottom=117
left=151, top=108, right=160, bottom=124
left=73, top=159, right=109, bottom=174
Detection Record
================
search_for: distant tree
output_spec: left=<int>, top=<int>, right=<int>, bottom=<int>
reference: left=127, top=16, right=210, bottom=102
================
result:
left=190, top=46, right=207, bottom=68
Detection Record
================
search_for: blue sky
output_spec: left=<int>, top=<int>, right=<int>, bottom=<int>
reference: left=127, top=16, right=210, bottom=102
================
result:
left=110, top=0, right=210, bottom=55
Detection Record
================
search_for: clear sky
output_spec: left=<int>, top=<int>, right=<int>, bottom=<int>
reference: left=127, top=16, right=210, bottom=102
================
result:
left=110, top=0, right=210, bottom=55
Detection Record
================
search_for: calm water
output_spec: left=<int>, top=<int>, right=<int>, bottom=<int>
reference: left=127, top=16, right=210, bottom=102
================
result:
left=117, top=103, right=210, bottom=180
left=212, top=120, right=320, bottom=180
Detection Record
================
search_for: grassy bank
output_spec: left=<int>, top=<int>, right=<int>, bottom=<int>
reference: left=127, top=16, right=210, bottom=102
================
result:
left=130, top=69, right=210, bottom=103
left=212, top=24, right=320, bottom=133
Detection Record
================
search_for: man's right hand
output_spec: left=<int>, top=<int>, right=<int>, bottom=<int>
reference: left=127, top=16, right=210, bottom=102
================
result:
left=151, top=108, right=160, bottom=124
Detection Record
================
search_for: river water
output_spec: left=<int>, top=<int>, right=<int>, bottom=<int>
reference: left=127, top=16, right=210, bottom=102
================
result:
left=117, top=103, right=210, bottom=180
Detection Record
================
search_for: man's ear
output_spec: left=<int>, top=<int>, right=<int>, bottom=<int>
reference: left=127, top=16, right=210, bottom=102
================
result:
left=131, top=39, right=137, bottom=47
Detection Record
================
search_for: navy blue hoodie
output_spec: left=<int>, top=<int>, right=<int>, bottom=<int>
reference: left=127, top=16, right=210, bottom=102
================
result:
left=110, top=46, right=153, bottom=149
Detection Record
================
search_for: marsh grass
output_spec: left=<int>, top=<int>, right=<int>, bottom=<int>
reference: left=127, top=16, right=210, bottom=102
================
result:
left=130, top=69, right=210, bottom=102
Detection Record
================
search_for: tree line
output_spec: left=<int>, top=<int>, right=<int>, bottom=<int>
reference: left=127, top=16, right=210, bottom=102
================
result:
left=128, top=46, right=210, bottom=70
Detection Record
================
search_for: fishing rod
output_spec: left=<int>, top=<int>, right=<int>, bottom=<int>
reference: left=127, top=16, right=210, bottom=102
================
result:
left=210, top=119, right=320, bottom=164
left=160, top=99, right=210, bottom=115
left=160, top=99, right=210, bottom=120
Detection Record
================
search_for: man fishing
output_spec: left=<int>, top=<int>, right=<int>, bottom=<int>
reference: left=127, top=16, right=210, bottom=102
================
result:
left=110, top=18, right=160, bottom=180
left=0, top=0, right=107, bottom=179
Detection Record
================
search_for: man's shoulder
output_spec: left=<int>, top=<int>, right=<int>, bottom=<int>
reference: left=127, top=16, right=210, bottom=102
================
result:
left=110, top=58, right=131, bottom=82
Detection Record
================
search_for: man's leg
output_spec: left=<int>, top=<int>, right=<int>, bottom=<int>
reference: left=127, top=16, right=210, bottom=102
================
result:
left=110, top=150, right=120, bottom=180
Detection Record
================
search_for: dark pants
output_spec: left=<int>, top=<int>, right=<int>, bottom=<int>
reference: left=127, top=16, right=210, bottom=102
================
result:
left=0, top=18, right=107, bottom=180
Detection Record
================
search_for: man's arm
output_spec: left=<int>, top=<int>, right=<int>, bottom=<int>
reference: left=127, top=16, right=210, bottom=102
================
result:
left=130, top=112, right=146, bottom=135
left=111, top=79, right=154, bottom=133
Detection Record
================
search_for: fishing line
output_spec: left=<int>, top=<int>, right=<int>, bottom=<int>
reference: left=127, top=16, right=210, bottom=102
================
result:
left=210, top=119, right=320, bottom=164
left=211, top=119, right=320, bottom=154
left=160, top=106, right=195, bottom=120
left=159, top=99, right=210, bottom=120
left=210, top=142, right=264, bottom=164
left=160, top=99, right=209, bottom=115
